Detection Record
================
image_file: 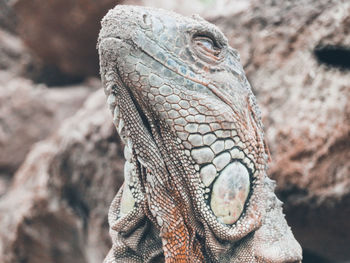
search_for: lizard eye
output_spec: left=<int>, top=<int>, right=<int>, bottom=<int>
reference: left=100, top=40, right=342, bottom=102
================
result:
left=193, top=35, right=221, bottom=56
left=196, top=37, right=214, bottom=49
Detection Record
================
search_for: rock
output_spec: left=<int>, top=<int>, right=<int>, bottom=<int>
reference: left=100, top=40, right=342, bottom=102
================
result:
left=0, top=0, right=16, bottom=33
left=0, top=19, right=74, bottom=86
left=212, top=0, right=350, bottom=261
left=0, top=28, right=33, bottom=74
left=137, top=0, right=251, bottom=18
left=0, top=74, right=95, bottom=176
left=11, top=0, right=134, bottom=78
left=0, top=173, right=9, bottom=196
left=0, top=90, right=125, bottom=263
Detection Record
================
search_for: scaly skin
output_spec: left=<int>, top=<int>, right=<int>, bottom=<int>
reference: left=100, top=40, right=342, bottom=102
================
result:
left=98, top=5, right=302, bottom=263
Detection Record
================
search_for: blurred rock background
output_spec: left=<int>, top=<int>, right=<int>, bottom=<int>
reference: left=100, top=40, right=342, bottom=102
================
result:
left=0, top=0, right=349, bottom=262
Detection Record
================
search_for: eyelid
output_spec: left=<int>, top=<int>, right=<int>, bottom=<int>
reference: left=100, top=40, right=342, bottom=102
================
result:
left=195, top=37, right=214, bottom=49
left=194, top=35, right=219, bottom=48
left=193, top=35, right=221, bottom=56
left=190, top=32, right=226, bottom=63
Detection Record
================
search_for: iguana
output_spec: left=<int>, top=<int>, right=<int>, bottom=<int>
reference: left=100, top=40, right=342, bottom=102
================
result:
left=98, top=5, right=302, bottom=263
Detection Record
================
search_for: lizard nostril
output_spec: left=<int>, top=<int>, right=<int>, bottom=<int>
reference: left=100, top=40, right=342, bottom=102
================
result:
left=142, top=13, right=151, bottom=26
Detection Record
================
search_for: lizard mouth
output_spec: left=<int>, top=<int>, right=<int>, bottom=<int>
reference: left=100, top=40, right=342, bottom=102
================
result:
left=105, top=80, right=160, bottom=220
left=124, top=86, right=155, bottom=139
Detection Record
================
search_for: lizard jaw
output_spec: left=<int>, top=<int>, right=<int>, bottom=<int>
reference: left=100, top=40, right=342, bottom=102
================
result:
left=106, top=76, right=259, bottom=234
left=100, top=37, right=263, bottom=240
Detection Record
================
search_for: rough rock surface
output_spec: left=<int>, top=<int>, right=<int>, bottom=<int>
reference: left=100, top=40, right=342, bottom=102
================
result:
left=0, top=74, right=95, bottom=178
left=212, top=0, right=350, bottom=261
left=137, top=0, right=250, bottom=18
left=0, top=28, right=33, bottom=75
left=11, top=0, right=135, bottom=77
left=0, top=90, right=124, bottom=263
left=0, top=0, right=16, bottom=33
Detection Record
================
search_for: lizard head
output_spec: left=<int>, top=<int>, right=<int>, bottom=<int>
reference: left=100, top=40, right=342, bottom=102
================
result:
left=98, top=5, right=302, bottom=263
